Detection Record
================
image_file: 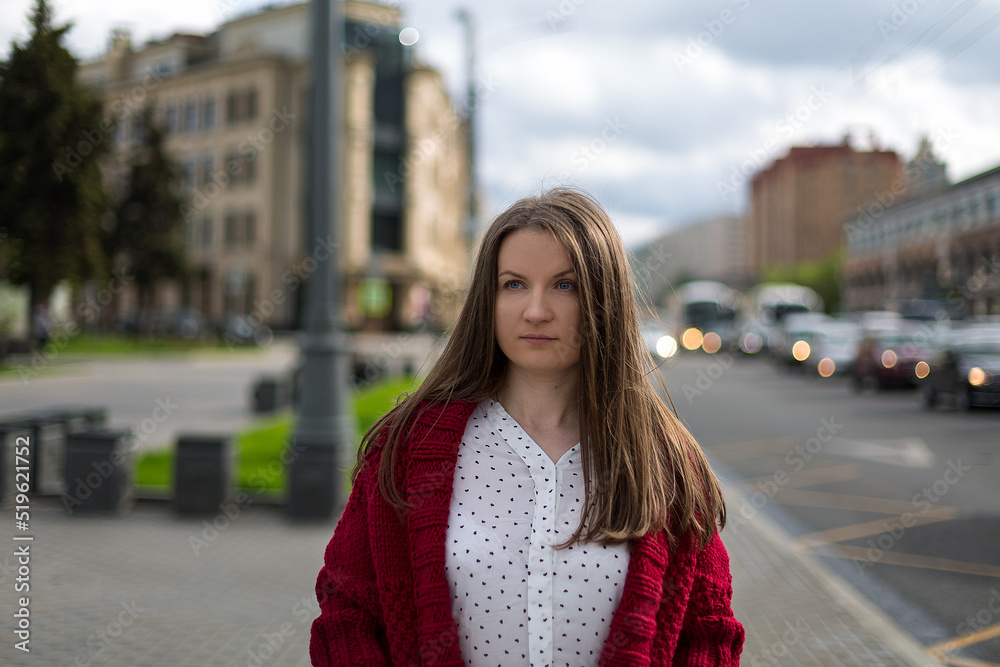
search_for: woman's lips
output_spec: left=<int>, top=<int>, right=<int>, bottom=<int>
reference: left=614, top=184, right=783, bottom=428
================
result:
left=521, top=335, right=555, bottom=345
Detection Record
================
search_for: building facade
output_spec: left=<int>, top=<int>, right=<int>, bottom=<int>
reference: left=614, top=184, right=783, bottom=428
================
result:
left=78, top=1, right=468, bottom=332
left=636, top=215, right=749, bottom=309
left=747, top=141, right=904, bottom=279
left=842, top=163, right=1000, bottom=316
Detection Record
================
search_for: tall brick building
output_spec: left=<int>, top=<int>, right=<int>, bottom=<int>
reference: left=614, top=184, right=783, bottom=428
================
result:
left=747, top=141, right=903, bottom=278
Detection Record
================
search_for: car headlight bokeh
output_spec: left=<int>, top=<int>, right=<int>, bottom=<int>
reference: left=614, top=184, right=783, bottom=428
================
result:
left=968, top=367, right=987, bottom=386
left=656, top=335, right=678, bottom=359
left=681, top=327, right=703, bottom=351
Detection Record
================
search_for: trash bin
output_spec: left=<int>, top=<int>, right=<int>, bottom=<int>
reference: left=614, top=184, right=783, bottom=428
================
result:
left=0, top=422, right=32, bottom=508
left=44, top=405, right=108, bottom=433
left=2, top=416, right=65, bottom=496
left=63, top=429, right=134, bottom=514
left=173, top=434, right=237, bottom=513
left=251, top=376, right=289, bottom=413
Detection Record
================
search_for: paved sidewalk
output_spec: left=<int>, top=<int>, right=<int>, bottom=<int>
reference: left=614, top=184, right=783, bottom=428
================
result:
left=720, top=485, right=941, bottom=666
left=0, top=484, right=943, bottom=666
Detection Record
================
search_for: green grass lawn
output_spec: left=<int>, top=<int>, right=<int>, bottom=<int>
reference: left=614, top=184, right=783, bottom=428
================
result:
left=61, top=333, right=228, bottom=355
left=134, top=374, right=419, bottom=493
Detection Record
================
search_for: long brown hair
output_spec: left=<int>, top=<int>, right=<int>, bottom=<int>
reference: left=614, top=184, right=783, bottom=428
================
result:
left=355, top=187, right=726, bottom=548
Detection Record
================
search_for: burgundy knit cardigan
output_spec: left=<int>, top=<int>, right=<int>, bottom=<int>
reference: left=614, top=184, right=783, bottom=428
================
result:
left=310, top=400, right=744, bottom=666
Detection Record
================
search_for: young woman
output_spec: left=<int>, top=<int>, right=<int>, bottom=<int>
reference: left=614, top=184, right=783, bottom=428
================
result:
left=310, top=187, right=744, bottom=666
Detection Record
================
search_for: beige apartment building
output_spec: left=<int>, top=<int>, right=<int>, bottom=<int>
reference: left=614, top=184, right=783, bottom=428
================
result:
left=78, top=1, right=469, bottom=332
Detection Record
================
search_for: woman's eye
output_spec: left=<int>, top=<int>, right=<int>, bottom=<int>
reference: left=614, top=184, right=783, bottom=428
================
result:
left=505, top=280, right=524, bottom=290
left=557, top=281, right=575, bottom=290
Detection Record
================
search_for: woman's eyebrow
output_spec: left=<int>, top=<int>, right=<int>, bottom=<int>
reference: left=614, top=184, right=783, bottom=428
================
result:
left=497, top=269, right=576, bottom=279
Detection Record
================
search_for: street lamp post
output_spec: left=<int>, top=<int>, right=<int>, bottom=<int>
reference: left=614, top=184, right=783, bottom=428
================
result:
left=287, top=0, right=354, bottom=518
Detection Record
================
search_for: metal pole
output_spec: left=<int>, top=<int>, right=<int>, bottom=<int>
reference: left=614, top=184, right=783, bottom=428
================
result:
left=455, top=8, right=477, bottom=243
left=287, top=0, right=354, bottom=518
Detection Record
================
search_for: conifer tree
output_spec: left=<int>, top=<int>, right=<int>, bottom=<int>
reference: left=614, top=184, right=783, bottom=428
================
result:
left=0, top=0, right=110, bottom=319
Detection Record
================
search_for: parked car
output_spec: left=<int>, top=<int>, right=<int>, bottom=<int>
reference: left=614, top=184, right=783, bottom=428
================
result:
left=920, top=326, right=1000, bottom=411
left=772, top=312, right=835, bottom=368
left=219, top=314, right=273, bottom=346
left=159, top=308, right=208, bottom=339
left=805, top=321, right=861, bottom=377
left=851, top=323, right=936, bottom=391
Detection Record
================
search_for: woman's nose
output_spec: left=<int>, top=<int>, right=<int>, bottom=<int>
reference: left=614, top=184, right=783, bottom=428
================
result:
left=523, top=290, right=553, bottom=321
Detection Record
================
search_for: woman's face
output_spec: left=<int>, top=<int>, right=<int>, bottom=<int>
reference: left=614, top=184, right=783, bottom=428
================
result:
left=494, top=229, right=583, bottom=380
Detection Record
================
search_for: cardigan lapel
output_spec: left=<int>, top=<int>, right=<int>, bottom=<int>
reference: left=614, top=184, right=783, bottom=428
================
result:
left=404, top=400, right=477, bottom=666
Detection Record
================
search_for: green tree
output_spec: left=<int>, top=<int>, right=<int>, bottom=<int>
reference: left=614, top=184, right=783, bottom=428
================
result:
left=0, top=0, right=110, bottom=322
left=106, top=105, right=187, bottom=334
left=763, top=247, right=844, bottom=313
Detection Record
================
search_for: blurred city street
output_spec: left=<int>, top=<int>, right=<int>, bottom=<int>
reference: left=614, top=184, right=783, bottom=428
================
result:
left=660, top=351, right=1000, bottom=665
left=0, top=339, right=300, bottom=453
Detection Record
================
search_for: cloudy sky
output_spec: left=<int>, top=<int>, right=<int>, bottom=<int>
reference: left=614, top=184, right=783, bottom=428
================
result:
left=3, top=0, right=1000, bottom=247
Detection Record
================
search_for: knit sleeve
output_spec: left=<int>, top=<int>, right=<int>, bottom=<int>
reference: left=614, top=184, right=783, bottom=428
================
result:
left=309, top=448, right=391, bottom=666
left=671, top=531, right=745, bottom=666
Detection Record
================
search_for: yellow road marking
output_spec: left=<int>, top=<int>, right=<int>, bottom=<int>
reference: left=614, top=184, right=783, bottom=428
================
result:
left=741, top=463, right=861, bottom=491
left=766, top=488, right=958, bottom=516
left=708, top=437, right=797, bottom=462
left=808, top=544, right=1000, bottom=578
left=936, top=656, right=1000, bottom=667
left=796, top=513, right=957, bottom=548
left=928, top=621, right=1000, bottom=656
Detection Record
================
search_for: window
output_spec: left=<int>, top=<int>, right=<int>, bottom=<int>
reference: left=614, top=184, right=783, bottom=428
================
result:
left=201, top=213, right=213, bottom=249
left=165, top=102, right=178, bottom=134
left=130, top=113, right=145, bottom=142
left=225, top=148, right=242, bottom=185
left=225, top=212, right=238, bottom=250
left=202, top=96, right=216, bottom=130
left=183, top=158, right=196, bottom=191
left=245, top=148, right=257, bottom=184
left=226, top=92, right=237, bottom=125
left=200, top=153, right=214, bottom=187
left=224, top=87, right=258, bottom=124
left=184, top=100, right=198, bottom=133
left=245, top=210, right=256, bottom=248
left=246, top=87, right=258, bottom=120
left=372, top=214, right=403, bottom=252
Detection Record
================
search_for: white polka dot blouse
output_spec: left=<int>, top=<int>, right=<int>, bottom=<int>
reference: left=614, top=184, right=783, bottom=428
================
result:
left=444, top=399, right=630, bottom=666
